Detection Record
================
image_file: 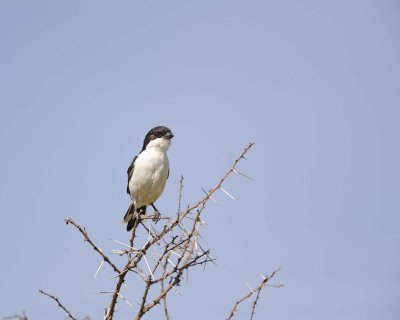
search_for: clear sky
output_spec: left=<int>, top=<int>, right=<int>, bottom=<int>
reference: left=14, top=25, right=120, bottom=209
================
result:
left=0, top=1, right=399, bottom=319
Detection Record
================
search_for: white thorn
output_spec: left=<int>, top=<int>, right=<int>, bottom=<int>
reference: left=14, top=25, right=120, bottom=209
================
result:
left=111, top=250, right=127, bottom=255
left=220, top=187, right=236, bottom=200
left=100, top=291, right=133, bottom=308
left=117, top=292, right=133, bottom=307
left=143, top=254, right=154, bottom=280
left=167, top=258, right=176, bottom=267
left=94, top=260, right=104, bottom=278
left=245, top=281, right=255, bottom=293
left=112, top=239, right=137, bottom=251
left=141, top=225, right=154, bottom=249
left=171, top=250, right=181, bottom=258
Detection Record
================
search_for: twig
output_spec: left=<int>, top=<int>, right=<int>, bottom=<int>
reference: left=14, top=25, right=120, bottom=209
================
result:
left=55, top=143, right=257, bottom=320
left=38, top=290, right=77, bottom=320
left=187, top=142, right=254, bottom=213
left=2, top=312, right=28, bottom=320
left=249, top=289, right=262, bottom=320
left=161, top=259, right=170, bottom=320
left=104, top=258, right=131, bottom=320
left=178, top=175, right=184, bottom=213
left=64, top=218, right=120, bottom=274
left=226, top=267, right=282, bottom=320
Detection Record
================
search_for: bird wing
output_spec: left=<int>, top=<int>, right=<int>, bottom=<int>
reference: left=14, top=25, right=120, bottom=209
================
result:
left=127, top=155, right=138, bottom=194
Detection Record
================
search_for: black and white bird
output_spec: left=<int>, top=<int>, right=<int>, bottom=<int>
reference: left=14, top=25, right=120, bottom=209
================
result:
left=124, top=126, right=174, bottom=231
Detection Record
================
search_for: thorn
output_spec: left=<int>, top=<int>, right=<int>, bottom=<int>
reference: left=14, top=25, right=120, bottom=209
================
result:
left=100, top=291, right=133, bottom=308
left=220, top=187, right=236, bottom=200
left=233, top=168, right=254, bottom=180
left=201, top=187, right=218, bottom=203
left=245, top=281, right=255, bottom=293
left=94, top=260, right=104, bottom=278
left=116, top=292, right=133, bottom=308
left=143, top=254, right=154, bottom=280
left=111, top=239, right=137, bottom=251
left=142, top=226, right=153, bottom=249
left=170, top=250, right=181, bottom=258
left=179, top=222, right=190, bottom=234
left=167, top=258, right=176, bottom=267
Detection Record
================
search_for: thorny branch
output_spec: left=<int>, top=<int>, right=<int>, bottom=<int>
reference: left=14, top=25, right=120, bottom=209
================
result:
left=226, top=267, right=283, bottom=320
left=2, top=312, right=28, bottom=320
left=38, top=290, right=77, bottom=320
left=64, top=218, right=121, bottom=275
left=39, top=142, right=281, bottom=319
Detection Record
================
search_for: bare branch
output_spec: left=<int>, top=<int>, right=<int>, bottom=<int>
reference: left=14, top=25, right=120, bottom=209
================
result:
left=226, top=267, right=283, bottom=320
left=64, top=218, right=121, bottom=274
left=39, top=143, right=268, bottom=320
left=2, top=312, right=28, bottom=320
left=187, top=142, right=255, bottom=213
left=249, top=288, right=262, bottom=320
left=38, top=290, right=77, bottom=320
left=177, top=175, right=184, bottom=213
left=104, top=261, right=130, bottom=320
left=161, top=259, right=170, bottom=320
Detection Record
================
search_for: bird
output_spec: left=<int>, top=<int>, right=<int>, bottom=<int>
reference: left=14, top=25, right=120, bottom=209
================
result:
left=124, top=126, right=174, bottom=231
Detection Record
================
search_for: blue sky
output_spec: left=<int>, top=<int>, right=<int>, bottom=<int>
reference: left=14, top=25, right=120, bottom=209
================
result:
left=0, top=1, right=399, bottom=319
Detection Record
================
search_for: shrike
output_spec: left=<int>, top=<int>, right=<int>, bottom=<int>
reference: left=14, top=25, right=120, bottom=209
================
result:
left=124, top=126, right=174, bottom=231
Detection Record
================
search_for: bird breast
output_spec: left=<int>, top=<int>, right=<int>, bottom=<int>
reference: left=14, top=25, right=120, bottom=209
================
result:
left=129, top=149, right=169, bottom=207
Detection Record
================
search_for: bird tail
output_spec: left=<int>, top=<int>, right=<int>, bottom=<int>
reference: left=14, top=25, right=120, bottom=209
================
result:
left=124, top=204, right=146, bottom=232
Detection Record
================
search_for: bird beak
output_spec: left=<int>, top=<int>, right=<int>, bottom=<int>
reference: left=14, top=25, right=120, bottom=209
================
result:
left=166, top=132, right=174, bottom=139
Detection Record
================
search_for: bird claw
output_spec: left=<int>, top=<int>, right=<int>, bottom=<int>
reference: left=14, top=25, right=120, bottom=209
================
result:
left=152, top=211, right=161, bottom=223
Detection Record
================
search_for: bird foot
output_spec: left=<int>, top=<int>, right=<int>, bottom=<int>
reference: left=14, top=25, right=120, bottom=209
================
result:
left=152, top=211, right=161, bottom=223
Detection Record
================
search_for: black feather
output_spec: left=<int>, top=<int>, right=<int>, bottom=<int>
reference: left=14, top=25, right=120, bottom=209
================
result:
left=125, top=206, right=146, bottom=232
left=127, top=155, right=138, bottom=194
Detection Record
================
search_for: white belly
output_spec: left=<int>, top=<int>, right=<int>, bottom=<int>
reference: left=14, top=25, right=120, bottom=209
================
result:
left=128, top=149, right=169, bottom=208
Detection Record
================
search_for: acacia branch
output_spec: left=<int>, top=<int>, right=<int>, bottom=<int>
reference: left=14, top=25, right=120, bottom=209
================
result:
left=226, top=268, right=283, bottom=320
left=134, top=142, right=255, bottom=261
left=104, top=267, right=129, bottom=320
left=38, top=290, right=77, bottom=320
left=2, top=312, right=28, bottom=320
left=64, top=218, right=121, bottom=274
left=105, top=219, right=143, bottom=319
left=187, top=142, right=255, bottom=214
left=41, top=142, right=271, bottom=320
left=249, top=289, right=262, bottom=320
left=160, top=259, right=170, bottom=320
